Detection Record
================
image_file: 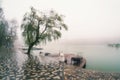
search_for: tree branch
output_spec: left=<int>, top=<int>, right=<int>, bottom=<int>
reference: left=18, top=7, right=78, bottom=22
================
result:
left=39, top=23, right=48, bottom=39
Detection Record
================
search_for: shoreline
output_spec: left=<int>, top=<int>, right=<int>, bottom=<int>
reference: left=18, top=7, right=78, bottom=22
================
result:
left=53, top=53, right=120, bottom=79
left=43, top=53, right=120, bottom=79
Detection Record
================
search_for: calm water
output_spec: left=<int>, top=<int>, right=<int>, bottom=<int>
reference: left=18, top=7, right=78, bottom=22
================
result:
left=0, top=44, right=120, bottom=73
left=42, top=43, right=120, bottom=73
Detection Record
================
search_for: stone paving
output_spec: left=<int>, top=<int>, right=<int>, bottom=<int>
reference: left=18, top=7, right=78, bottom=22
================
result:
left=0, top=57, right=120, bottom=80
left=64, top=65, right=120, bottom=80
left=0, top=57, right=64, bottom=80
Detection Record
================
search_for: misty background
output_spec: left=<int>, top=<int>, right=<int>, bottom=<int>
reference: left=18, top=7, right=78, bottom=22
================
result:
left=1, top=0, right=120, bottom=45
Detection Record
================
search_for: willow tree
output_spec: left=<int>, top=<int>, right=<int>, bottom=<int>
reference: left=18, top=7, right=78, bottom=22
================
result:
left=21, top=7, right=68, bottom=56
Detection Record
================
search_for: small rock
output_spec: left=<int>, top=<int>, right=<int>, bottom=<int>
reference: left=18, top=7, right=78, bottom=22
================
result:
left=53, top=76, right=60, bottom=80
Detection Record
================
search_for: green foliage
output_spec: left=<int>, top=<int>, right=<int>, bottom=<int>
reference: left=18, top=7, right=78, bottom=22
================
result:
left=21, top=7, right=68, bottom=45
left=21, top=7, right=68, bottom=54
left=0, top=8, right=8, bottom=47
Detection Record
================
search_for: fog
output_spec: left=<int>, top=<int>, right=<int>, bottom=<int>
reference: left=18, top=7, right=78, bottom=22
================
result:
left=1, top=0, right=120, bottom=44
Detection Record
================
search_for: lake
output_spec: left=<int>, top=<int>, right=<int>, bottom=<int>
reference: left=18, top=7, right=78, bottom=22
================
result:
left=0, top=43, right=120, bottom=73
left=42, top=42, right=120, bottom=73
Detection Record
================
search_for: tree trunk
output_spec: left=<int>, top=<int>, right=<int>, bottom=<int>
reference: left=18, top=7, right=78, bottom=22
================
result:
left=27, top=43, right=34, bottom=57
left=26, top=21, right=40, bottom=57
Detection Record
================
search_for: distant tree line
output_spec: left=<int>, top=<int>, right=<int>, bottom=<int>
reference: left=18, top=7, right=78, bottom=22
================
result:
left=0, top=8, right=17, bottom=48
left=108, top=43, right=120, bottom=48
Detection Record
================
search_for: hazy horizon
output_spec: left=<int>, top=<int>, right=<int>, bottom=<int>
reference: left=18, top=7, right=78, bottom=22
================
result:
left=1, top=0, right=120, bottom=44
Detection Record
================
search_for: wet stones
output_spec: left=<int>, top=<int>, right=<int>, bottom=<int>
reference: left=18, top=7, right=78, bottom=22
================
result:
left=0, top=57, right=62, bottom=80
left=1, top=57, right=120, bottom=80
left=64, top=67, right=120, bottom=80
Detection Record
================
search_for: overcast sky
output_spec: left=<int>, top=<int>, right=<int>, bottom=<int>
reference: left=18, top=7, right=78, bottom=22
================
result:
left=1, top=0, right=120, bottom=44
